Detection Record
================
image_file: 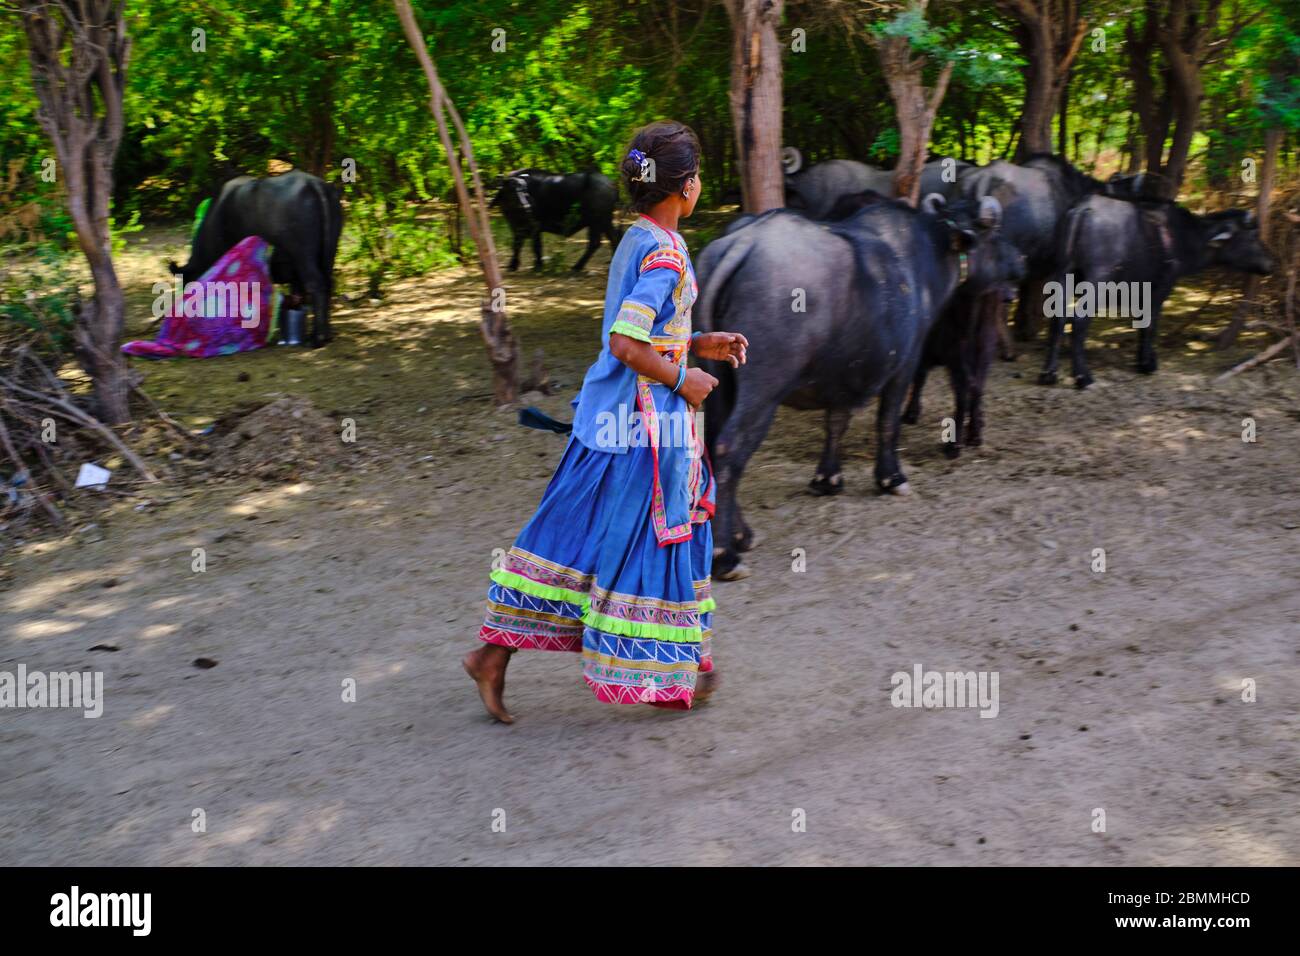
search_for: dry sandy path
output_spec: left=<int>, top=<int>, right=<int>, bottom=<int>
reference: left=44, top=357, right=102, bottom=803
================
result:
left=1, top=234, right=1297, bottom=865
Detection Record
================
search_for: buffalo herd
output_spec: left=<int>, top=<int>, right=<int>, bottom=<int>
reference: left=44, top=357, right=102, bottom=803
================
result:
left=171, top=154, right=1271, bottom=582
left=693, top=151, right=1273, bottom=579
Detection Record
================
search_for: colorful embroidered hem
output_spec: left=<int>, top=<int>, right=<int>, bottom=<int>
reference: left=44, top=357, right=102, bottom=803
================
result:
left=476, top=436, right=714, bottom=707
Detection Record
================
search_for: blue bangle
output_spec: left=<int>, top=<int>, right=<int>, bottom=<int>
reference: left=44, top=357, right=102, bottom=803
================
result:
left=671, top=365, right=687, bottom=393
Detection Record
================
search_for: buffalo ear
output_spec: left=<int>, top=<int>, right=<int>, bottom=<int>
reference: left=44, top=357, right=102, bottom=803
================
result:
left=168, top=260, right=182, bottom=275
left=977, top=196, right=1002, bottom=229
left=920, top=192, right=947, bottom=215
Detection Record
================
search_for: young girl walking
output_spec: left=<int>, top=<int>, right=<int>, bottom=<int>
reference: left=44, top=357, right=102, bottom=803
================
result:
left=464, top=120, right=748, bottom=722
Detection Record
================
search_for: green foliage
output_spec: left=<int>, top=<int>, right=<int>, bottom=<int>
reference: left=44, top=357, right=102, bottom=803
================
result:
left=346, top=198, right=459, bottom=297
left=1, top=0, right=1296, bottom=302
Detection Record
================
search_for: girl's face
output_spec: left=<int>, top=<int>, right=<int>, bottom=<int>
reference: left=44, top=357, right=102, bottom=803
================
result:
left=681, top=169, right=702, bottom=218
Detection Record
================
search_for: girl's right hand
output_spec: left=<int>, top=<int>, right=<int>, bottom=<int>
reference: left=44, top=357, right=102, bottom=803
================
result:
left=677, top=367, right=718, bottom=407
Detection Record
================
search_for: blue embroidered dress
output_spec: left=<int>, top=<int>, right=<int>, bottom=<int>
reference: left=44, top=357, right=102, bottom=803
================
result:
left=478, top=215, right=716, bottom=707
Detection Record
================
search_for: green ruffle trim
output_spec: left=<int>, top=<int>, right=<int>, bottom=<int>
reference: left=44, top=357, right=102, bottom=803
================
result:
left=609, top=319, right=652, bottom=343
left=583, top=608, right=701, bottom=644
left=490, top=568, right=589, bottom=607
left=492, top=569, right=711, bottom=640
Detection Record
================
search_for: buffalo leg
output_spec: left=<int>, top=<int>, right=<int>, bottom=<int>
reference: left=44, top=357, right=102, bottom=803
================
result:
left=1014, top=277, right=1045, bottom=342
left=703, top=363, right=752, bottom=554
left=294, top=255, right=329, bottom=348
left=711, top=398, right=779, bottom=580
left=902, top=363, right=930, bottom=425
left=531, top=230, right=544, bottom=271
left=809, top=407, right=852, bottom=496
left=874, top=369, right=915, bottom=493
left=1039, top=284, right=1067, bottom=385
left=572, top=226, right=601, bottom=272
left=967, top=298, right=999, bottom=447
left=508, top=230, right=523, bottom=272
left=944, top=359, right=971, bottom=459
left=1069, top=309, right=1094, bottom=388
left=1136, top=299, right=1163, bottom=374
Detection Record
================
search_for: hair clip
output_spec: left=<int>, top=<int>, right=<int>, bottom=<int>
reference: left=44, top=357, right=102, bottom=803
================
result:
left=628, top=148, right=651, bottom=183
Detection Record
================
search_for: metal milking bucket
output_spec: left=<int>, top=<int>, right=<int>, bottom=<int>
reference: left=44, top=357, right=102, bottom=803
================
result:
left=280, top=307, right=306, bottom=346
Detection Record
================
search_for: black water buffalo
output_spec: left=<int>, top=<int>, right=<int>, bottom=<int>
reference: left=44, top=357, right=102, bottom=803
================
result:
left=783, top=151, right=969, bottom=219
left=723, top=188, right=889, bottom=238
left=901, top=255, right=1025, bottom=457
left=955, top=154, right=1115, bottom=346
left=491, top=169, right=620, bottom=271
left=1039, top=199, right=1274, bottom=387
left=171, top=170, right=343, bottom=347
left=694, top=193, right=1021, bottom=578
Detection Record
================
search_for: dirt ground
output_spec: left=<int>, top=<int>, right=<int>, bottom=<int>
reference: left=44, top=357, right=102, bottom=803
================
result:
left=2, top=221, right=1297, bottom=866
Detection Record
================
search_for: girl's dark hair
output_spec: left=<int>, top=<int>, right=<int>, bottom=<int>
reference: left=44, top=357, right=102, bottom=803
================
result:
left=619, top=120, right=701, bottom=212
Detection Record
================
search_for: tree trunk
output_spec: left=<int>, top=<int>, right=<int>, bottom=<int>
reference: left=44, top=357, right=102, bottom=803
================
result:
left=1158, top=0, right=1216, bottom=193
left=874, top=34, right=953, bottom=205
left=393, top=0, right=518, bottom=404
left=724, top=0, right=785, bottom=214
left=1057, top=70, right=1070, bottom=158
left=1000, top=1, right=1086, bottom=160
left=21, top=1, right=132, bottom=424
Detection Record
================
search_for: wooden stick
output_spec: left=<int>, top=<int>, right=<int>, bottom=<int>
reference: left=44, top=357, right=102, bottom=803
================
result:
left=1213, top=333, right=1298, bottom=382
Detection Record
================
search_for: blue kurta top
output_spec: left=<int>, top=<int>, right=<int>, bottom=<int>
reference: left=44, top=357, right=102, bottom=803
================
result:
left=571, top=215, right=697, bottom=454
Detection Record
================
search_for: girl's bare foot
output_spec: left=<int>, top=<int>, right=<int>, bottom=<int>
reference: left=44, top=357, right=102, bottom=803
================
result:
left=463, top=645, right=515, bottom=723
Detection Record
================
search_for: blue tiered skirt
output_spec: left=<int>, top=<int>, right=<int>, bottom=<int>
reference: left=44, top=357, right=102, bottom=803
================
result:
left=479, top=435, right=715, bottom=707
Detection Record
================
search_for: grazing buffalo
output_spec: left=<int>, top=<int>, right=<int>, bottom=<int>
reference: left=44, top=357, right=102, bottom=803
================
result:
left=1039, top=199, right=1274, bottom=387
left=693, top=193, right=1021, bottom=578
left=782, top=150, right=969, bottom=219
left=491, top=169, right=620, bottom=271
left=171, top=170, right=343, bottom=347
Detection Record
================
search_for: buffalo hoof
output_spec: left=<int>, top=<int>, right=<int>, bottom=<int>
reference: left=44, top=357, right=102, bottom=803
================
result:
left=733, top=527, right=758, bottom=553
left=965, top=433, right=983, bottom=448
left=808, top=473, right=844, bottom=496
left=901, top=407, right=920, bottom=425
left=878, top=475, right=911, bottom=496
left=713, top=551, right=749, bottom=581
left=942, top=442, right=961, bottom=460
left=1074, top=373, right=1094, bottom=390
left=1136, top=359, right=1158, bottom=375
left=1037, top=370, right=1059, bottom=386
left=999, top=350, right=1017, bottom=362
